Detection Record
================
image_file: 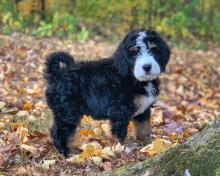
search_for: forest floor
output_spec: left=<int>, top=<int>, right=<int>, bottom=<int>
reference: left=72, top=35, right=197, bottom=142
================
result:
left=0, top=34, right=220, bottom=175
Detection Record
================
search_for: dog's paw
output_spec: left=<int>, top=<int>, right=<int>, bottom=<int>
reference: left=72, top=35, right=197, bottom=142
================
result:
left=136, top=134, right=152, bottom=145
left=52, top=140, right=70, bottom=157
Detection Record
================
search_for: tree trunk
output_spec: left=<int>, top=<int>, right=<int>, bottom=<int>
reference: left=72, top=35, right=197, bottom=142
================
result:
left=102, top=120, right=220, bottom=176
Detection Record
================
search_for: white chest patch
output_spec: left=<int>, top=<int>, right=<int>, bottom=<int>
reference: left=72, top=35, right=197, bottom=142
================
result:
left=133, top=83, right=157, bottom=117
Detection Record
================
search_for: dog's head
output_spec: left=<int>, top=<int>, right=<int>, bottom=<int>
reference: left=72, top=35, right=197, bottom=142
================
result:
left=113, top=29, right=170, bottom=81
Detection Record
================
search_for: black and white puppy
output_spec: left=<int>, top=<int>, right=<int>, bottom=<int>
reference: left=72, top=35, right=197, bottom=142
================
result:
left=44, top=29, right=170, bottom=156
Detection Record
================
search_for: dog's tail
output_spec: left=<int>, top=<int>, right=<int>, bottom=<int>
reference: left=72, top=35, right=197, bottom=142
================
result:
left=44, top=52, right=75, bottom=80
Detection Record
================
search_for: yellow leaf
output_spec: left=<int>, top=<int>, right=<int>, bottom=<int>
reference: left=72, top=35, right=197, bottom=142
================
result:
left=169, top=132, right=178, bottom=142
left=23, top=101, right=33, bottom=110
left=81, top=115, right=93, bottom=122
left=80, top=141, right=102, bottom=150
left=139, top=144, right=155, bottom=156
left=78, top=144, right=102, bottom=162
left=140, top=138, right=173, bottom=157
left=79, top=129, right=96, bottom=137
left=200, top=98, right=209, bottom=104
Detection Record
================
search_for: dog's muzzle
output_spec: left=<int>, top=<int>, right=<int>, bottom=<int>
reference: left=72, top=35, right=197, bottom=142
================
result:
left=133, top=54, right=161, bottom=81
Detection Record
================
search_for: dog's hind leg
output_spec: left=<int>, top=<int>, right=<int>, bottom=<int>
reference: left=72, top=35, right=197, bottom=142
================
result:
left=50, top=106, right=81, bottom=157
left=133, top=108, right=152, bottom=144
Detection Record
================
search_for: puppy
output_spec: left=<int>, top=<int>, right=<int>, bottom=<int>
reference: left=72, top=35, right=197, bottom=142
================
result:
left=44, top=29, right=170, bottom=156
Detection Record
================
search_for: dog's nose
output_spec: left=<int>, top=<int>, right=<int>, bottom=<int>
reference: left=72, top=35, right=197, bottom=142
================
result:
left=143, top=64, right=152, bottom=72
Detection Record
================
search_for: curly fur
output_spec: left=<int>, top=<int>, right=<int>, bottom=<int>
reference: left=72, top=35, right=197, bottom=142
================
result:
left=44, top=29, right=170, bottom=156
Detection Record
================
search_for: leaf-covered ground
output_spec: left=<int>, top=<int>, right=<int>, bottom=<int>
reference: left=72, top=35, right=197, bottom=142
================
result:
left=0, top=34, right=219, bottom=175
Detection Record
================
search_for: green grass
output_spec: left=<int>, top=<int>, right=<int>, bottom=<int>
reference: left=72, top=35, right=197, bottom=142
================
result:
left=9, top=111, right=53, bottom=133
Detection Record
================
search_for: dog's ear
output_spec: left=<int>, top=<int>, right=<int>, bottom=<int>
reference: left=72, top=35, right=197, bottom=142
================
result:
left=148, top=30, right=171, bottom=72
left=161, top=42, right=170, bottom=72
left=112, top=35, right=130, bottom=76
left=157, top=36, right=170, bottom=72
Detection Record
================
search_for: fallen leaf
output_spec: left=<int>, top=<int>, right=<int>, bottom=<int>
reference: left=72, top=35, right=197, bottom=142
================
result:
left=101, top=123, right=111, bottom=137
left=24, top=84, right=41, bottom=97
left=113, top=142, right=124, bottom=153
left=0, top=155, right=4, bottom=167
left=41, top=160, right=56, bottom=170
left=182, top=129, right=190, bottom=139
left=101, top=161, right=112, bottom=172
left=152, top=111, right=164, bottom=125
left=23, top=101, right=33, bottom=110
left=78, top=144, right=102, bottom=162
left=16, top=166, right=27, bottom=175
left=91, top=156, right=102, bottom=165
left=16, top=110, right=29, bottom=117
left=140, top=138, right=173, bottom=156
left=79, top=129, right=96, bottom=137
left=143, top=170, right=151, bottom=176
left=80, top=141, right=102, bottom=150
left=169, top=132, right=178, bottom=142
left=20, top=144, right=38, bottom=154
left=102, top=146, right=114, bottom=157
left=0, top=122, right=5, bottom=129
left=66, top=154, right=81, bottom=163
left=0, top=101, right=6, bottom=109
left=124, top=140, right=137, bottom=154
left=16, top=124, right=30, bottom=143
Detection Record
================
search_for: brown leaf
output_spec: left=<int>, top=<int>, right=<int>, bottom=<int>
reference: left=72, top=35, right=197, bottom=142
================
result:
left=16, top=124, right=30, bottom=143
left=16, top=166, right=27, bottom=175
left=143, top=170, right=151, bottom=176
left=101, top=161, right=112, bottom=172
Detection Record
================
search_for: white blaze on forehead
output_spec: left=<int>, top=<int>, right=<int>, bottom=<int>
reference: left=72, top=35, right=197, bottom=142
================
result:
left=136, top=31, right=147, bottom=52
left=133, top=31, right=161, bottom=81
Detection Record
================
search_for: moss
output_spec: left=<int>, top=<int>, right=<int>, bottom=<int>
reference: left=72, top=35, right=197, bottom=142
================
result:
left=216, top=167, right=220, bottom=176
left=102, top=121, right=220, bottom=176
left=103, top=160, right=152, bottom=176
left=150, top=124, right=220, bottom=176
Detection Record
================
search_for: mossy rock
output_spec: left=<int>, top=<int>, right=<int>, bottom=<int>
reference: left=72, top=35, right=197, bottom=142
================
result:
left=103, top=120, right=220, bottom=176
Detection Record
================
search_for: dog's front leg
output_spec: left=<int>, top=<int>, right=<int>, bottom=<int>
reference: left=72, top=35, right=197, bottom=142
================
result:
left=108, top=106, right=133, bottom=143
left=111, top=120, right=129, bottom=143
left=133, top=108, right=152, bottom=144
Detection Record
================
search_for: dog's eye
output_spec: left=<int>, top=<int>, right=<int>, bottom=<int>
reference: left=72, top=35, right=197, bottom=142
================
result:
left=147, top=41, right=157, bottom=50
left=129, top=46, right=140, bottom=54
